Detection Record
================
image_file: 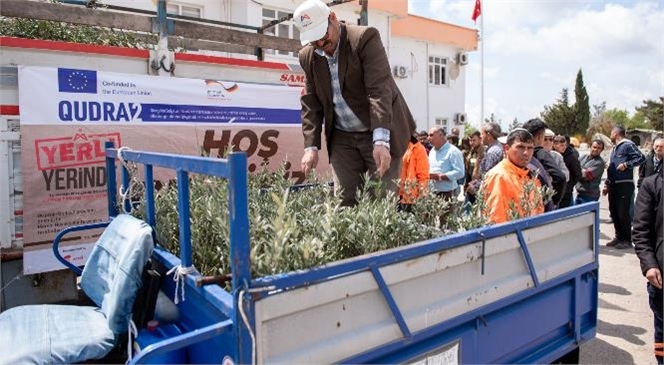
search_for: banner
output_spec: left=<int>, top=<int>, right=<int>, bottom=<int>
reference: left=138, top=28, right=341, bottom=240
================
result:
left=18, top=66, right=328, bottom=274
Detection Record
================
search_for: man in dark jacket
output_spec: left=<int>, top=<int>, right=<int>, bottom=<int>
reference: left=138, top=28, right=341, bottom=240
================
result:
left=553, top=135, right=582, bottom=208
left=602, top=125, right=646, bottom=249
left=637, top=136, right=663, bottom=188
left=522, top=119, right=566, bottom=208
left=295, top=0, right=416, bottom=206
left=633, top=168, right=663, bottom=364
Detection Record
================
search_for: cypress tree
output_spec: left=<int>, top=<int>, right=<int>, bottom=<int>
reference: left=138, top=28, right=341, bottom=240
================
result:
left=574, top=69, right=590, bottom=135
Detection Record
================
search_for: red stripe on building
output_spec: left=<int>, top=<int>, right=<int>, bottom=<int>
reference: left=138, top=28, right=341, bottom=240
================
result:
left=1, top=36, right=296, bottom=71
left=175, top=52, right=291, bottom=70
left=0, top=105, right=19, bottom=115
left=0, top=36, right=149, bottom=58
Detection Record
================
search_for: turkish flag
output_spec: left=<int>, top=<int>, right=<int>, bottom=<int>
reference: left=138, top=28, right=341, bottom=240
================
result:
left=472, top=0, right=481, bottom=22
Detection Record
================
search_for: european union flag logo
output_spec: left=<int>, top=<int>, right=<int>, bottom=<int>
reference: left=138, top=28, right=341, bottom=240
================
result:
left=58, top=68, right=97, bottom=94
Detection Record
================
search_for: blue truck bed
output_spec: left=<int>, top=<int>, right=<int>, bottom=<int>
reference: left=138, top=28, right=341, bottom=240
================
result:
left=102, top=145, right=598, bottom=364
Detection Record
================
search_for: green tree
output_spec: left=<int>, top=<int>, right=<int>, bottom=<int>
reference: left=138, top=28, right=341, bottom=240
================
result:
left=604, top=108, right=630, bottom=126
left=587, top=102, right=611, bottom=138
left=508, top=118, right=521, bottom=131
left=541, top=88, right=575, bottom=136
left=629, top=110, right=650, bottom=129
left=484, top=113, right=501, bottom=125
left=591, top=102, right=606, bottom=119
left=463, top=121, right=477, bottom=136
left=635, top=97, right=663, bottom=131
left=573, top=69, right=590, bottom=135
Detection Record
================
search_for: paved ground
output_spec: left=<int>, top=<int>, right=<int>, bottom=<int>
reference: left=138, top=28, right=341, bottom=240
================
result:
left=579, top=192, right=656, bottom=364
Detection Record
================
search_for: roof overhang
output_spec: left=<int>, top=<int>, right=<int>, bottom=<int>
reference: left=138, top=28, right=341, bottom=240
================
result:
left=391, top=14, right=478, bottom=52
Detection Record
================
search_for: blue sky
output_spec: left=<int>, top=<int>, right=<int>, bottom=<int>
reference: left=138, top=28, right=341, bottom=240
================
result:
left=408, top=0, right=664, bottom=130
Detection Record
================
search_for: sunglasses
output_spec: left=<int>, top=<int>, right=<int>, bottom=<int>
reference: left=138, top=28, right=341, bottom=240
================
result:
left=310, top=19, right=332, bottom=46
left=544, top=137, right=554, bottom=141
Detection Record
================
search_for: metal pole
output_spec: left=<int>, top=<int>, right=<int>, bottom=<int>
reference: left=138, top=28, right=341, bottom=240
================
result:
left=480, top=0, right=484, bottom=124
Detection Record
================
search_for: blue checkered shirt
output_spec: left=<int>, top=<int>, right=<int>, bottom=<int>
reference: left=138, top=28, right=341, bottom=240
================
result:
left=315, top=37, right=389, bottom=144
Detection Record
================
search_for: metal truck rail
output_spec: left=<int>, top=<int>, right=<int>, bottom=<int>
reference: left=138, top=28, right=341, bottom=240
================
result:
left=103, top=144, right=597, bottom=364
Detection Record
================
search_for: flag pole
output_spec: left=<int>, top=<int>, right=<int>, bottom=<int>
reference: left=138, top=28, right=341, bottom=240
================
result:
left=480, top=0, right=484, bottom=124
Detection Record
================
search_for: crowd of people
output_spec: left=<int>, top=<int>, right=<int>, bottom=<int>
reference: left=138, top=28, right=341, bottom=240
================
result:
left=398, top=119, right=656, bottom=227
left=292, top=0, right=661, bottom=361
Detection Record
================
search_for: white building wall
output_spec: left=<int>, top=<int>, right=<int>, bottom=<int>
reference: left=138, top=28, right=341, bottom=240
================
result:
left=104, top=0, right=225, bottom=21
left=390, top=36, right=467, bottom=136
left=97, top=0, right=468, bottom=134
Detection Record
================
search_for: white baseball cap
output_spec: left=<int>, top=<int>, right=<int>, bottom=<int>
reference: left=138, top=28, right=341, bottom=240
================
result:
left=293, top=0, right=331, bottom=46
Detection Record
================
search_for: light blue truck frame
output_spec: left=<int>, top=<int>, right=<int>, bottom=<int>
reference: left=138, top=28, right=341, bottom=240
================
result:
left=97, top=144, right=598, bottom=364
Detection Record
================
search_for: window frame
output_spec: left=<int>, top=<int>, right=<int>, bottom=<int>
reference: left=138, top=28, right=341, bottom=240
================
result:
left=434, top=117, right=449, bottom=127
left=261, top=7, right=299, bottom=58
left=166, top=1, right=204, bottom=18
left=428, top=56, right=448, bottom=87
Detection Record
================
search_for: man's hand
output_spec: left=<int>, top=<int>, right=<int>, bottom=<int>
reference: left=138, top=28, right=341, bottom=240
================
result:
left=466, top=180, right=477, bottom=195
left=602, top=186, right=609, bottom=196
left=646, top=268, right=663, bottom=289
left=301, top=149, right=319, bottom=178
left=373, top=145, right=391, bottom=177
left=617, top=162, right=627, bottom=171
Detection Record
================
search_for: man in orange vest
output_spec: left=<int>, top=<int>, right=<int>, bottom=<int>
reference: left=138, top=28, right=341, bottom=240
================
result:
left=482, top=128, right=544, bottom=224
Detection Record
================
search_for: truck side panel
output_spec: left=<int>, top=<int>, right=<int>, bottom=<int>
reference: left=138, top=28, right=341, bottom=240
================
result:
left=254, top=212, right=597, bottom=363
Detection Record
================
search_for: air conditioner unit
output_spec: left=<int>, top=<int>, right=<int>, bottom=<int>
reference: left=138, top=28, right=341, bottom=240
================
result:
left=457, top=52, right=468, bottom=65
left=393, top=65, right=408, bottom=78
left=455, top=113, right=467, bottom=125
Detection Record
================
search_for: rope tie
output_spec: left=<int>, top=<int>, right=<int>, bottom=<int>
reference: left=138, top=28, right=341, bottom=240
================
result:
left=166, top=265, right=196, bottom=304
left=117, top=147, right=134, bottom=214
left=126, top=319, right=138, bottom=363
left=238, top=284, right=276, bottom=365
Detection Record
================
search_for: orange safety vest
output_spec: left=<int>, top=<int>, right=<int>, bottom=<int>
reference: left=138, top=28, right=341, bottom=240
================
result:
left=399, top=141, right=430, bottom=204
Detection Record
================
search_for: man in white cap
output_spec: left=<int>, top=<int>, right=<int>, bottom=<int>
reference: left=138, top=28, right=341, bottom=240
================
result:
left=543, top=128, right=569, bottom=182
left=294, top=0, right=416, bottom=206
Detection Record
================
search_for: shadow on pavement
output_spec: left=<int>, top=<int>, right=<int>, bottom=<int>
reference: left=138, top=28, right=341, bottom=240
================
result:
left=580, top=336, right=635, bottom=364
left=600, top=231, right=612, bottom=240
left=599, top=245, right=635, bottom=257
left=598, top=298, right=627, bottom=312
left=599, top=282, right=632, bottom=295
left=597, top=319, right=646, bottom=345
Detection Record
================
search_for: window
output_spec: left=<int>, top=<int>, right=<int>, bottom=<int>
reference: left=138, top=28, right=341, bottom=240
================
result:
left=435, top=118, right=449, bottom=129
left=262, top=8, right=299, bottom=57
left=167, top=2, right=203, bottom=18
left=429, top=56, right=447, bottom=86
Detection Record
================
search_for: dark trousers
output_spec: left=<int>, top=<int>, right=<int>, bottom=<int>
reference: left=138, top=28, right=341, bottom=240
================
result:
left=607, top=182, right=634, bottom=242
left=329, top=129, right=401, bottom=207
left=575, top=194, right=599, bottom=205
left=648, top=283, right=663, bottom=364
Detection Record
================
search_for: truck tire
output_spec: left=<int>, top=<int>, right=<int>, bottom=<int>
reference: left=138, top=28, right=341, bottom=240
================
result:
left=552, top=347, right=580, bottom=364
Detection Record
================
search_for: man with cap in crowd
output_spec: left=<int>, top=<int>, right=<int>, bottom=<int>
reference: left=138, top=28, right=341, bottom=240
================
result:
left=543, top=128, right=569, bottom=182
left=294, top=0, right=416, bottom=206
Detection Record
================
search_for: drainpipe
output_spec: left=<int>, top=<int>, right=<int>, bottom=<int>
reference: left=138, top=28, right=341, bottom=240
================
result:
left=386, top=15, right=391, bottom=60
left=150, top=0, right=175, bottom=76
left=425, top=42, right=430, bottom=129
left=359, top=0, right=368, bottom=26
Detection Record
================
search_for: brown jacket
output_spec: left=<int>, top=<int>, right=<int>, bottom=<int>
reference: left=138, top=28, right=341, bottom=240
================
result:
left=298, top=23, right=416, bottom=159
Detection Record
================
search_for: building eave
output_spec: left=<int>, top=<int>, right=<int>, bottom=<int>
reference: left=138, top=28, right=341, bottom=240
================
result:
left=391, top=14, right=478, bottom=51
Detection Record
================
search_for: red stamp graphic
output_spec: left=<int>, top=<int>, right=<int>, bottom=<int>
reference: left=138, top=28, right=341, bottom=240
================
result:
left=35, top=131, right=121, bottom=171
